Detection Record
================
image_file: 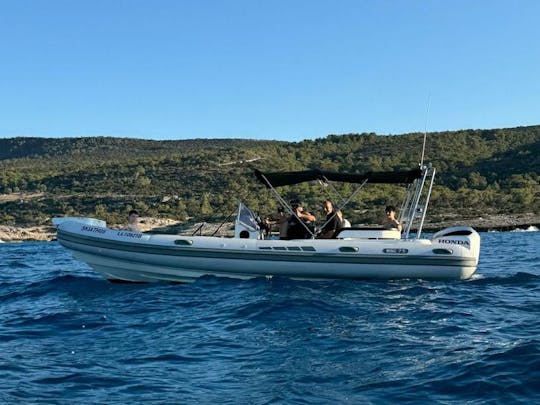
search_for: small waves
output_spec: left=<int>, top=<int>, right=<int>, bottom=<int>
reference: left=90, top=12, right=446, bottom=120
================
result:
left=1, top=236, right=539, bottom=404
left=510, top=225, right=539, bottom=232
left=470, top=271, right=539, bottom=285
left=410, top=340, right=540, bottom=401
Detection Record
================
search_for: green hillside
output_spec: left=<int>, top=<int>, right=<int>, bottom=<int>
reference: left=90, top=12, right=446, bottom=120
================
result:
left=1, top=126, right=538, bottom=227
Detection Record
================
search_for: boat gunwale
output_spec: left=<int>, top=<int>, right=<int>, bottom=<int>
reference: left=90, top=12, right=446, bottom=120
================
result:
left=57, top=227, right=477, bottom=268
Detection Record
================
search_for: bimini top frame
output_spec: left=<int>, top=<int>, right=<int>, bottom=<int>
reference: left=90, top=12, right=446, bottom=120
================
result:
left=253, top=165, right=435, bottom=239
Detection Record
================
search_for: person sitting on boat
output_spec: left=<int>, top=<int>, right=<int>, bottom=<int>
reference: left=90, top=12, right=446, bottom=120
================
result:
left=384, top=206, right=402, bottom=232
left=319, top=200, right=342, bottom=238
left=287, top=199, right=316, bottom=239
left=127, top=209, right=142, bottom=232
left=266, top=207, right=289, bottom=240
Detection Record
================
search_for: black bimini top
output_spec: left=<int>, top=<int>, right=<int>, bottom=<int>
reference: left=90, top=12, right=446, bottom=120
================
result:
left=254, top=168, right=422, bottom=188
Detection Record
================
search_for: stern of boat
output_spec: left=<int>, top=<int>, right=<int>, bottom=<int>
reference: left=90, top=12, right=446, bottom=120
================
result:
left=431, top=226, right=481, bottom=278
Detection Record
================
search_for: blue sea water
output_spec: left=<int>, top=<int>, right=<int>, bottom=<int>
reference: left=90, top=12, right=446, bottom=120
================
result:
left=1, top=232, right=539, bottom=404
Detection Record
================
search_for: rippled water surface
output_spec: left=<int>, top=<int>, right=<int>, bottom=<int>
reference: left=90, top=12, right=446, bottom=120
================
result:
left=1, top=232, right=539, bottom=404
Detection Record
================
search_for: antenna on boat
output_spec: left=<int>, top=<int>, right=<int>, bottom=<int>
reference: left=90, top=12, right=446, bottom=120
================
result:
left=419, top=92, right=431, bottom=167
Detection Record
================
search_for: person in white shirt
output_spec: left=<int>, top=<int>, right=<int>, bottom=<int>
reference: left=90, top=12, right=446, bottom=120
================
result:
left=337, top=210, right=351, bottom=228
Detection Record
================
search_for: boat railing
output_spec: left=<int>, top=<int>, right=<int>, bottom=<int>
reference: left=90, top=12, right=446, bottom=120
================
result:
left=401, top=164, right=435, bottom=239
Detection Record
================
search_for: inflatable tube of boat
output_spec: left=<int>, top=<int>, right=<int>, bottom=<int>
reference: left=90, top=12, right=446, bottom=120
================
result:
left=52, top=217, right=107, bottom=228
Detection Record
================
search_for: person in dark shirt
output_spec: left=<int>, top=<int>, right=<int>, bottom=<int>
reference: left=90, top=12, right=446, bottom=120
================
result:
left=319, top=200, right=341, bottom=238
left=287, top=200, right=316, bottom=239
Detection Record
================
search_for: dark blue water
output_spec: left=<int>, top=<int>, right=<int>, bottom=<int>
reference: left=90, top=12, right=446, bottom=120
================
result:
left=1, top=232, right=539, bottom=404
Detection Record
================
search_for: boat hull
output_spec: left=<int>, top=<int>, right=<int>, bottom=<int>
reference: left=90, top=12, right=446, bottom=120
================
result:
left=56, top=220, right=480, bottom=282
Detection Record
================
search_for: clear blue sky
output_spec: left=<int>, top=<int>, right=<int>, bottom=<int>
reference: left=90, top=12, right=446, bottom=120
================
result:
left=1, top=0, right=539, bottom=141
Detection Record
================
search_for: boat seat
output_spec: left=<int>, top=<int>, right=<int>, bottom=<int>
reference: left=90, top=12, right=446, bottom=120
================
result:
left=334, top=227, right=401, bottom=240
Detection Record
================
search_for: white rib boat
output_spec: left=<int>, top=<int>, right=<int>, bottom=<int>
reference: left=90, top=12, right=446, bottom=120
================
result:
left=54, top=165, right=481, bottom=282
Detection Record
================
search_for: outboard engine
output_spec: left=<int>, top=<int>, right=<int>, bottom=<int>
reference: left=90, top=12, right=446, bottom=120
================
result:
left=432, top=226, right=481, bottom=263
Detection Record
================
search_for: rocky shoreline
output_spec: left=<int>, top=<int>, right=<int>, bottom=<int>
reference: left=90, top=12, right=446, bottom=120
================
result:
left=0, top=213, right=538, bottom=243
left=0, top=217, right=227, bottom=243
left=420, top=212, right=539, bottom=233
